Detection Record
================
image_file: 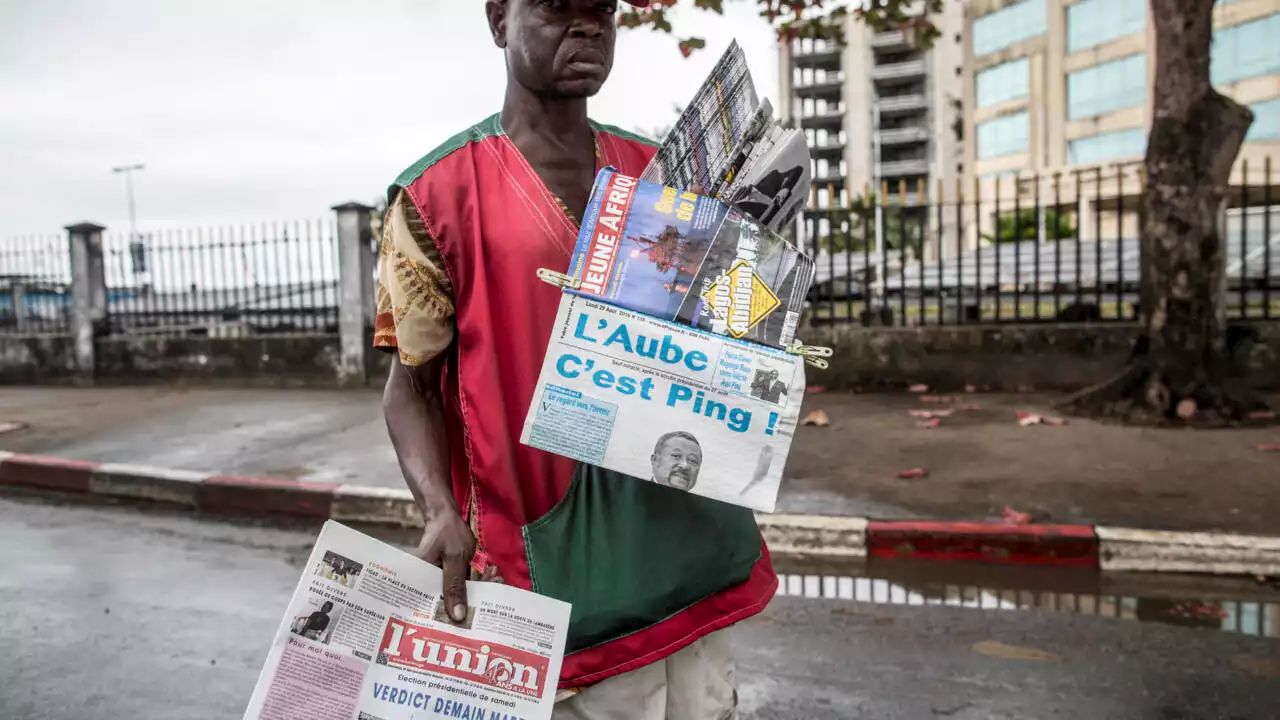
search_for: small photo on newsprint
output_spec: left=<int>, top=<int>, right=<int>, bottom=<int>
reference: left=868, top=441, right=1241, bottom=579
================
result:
left=314, top=549, right=364, bottom=588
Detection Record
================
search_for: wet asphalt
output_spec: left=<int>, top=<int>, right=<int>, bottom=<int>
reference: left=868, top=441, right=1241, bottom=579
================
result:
left=2, top=492, right=1278, bottom=720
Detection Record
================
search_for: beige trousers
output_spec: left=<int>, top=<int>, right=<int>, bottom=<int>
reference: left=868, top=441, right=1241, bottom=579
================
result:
left=553, top=629, right=737, bottom=720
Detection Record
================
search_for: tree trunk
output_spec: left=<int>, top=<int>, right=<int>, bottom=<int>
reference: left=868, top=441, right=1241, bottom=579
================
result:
left=1064, top=0, right=1262, bottom=424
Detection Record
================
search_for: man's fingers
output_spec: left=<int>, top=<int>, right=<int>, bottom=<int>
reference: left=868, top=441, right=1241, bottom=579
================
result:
left=442, top=553, right=469, bottom=623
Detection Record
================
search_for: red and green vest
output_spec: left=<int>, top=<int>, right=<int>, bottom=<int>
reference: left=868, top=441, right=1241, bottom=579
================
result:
left=388, top=113, right=777, bottom=688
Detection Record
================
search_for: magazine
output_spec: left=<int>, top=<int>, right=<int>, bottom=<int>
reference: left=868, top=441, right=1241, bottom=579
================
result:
left=243, top=522, right=571, bottom=720
left=568, top=169, right=813, bottom=349
left=639, top=42, right=811, bottom=235
left=520, top=293, right=805, bottom=512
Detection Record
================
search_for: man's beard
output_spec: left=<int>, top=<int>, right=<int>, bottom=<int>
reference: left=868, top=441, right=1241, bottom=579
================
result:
left=666, top=468, right=694, bottom=490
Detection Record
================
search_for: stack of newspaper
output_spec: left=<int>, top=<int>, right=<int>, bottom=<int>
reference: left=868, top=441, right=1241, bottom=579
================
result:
left=520, top=41, right=821, bottom=513
left=639, top=41, right=811, bottom=235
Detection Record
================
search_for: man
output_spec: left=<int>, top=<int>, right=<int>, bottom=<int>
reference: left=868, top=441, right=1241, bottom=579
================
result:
left=650, top=431, right=702, bottom=491
left=751, top=369, right=789, bottom=404
left=376, top=1, right=776, bottom=717
left=299, top=601, right=333, bottom=640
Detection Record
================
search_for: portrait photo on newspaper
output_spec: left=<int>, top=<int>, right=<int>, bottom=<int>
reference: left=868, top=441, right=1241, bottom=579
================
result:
left=520, top=293, right=805, bottom=512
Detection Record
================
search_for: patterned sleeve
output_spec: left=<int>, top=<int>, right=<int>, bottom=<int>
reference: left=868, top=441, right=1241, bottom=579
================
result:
left=373, top=192, right=456, bottom=367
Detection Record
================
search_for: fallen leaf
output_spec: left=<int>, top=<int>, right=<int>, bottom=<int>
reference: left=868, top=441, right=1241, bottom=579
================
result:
left=897, top=468, right=929, bottom=479
left=917, top=418, right=942, bottom=429
left=801, top=409, right=830, bottom=427
left=1233, top=654, right=1280, bottom=679
left=1002, top=507, right=1033, bottom=525
left=1259, top=443, right=1280, bottom=452
left=909, top=409, right=954, bottom=419
left=806, top=385, right=828, bottom=394
left=908, top=384, right=929, bottom=393
left=1247, top=409, right=1276, bottom=420
left=1177, top=398, right=1198, bottom=420
left=971, top=641, right=1060, bottom=662
left=1019, top=414, right=1043, bottom=427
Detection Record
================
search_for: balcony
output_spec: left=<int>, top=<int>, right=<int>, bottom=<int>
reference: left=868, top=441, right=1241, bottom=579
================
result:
left=809, top=140, right=845, bottom=159
left=875, top=94, right=927, bottom=116
left=871, top=59, right=927, bottom=84
left=791, top=45, right=841, bottom=71
left=793, top=77, right=844, bottom=100
left=813, top=171, right=846, bottom=188
left=877, top=158, right=930, bottom=177
left=870, top=30, right=910, bottom=51
left=878, top=126, right=929, bottom=146
left=800, top=110, right=845, bottom=130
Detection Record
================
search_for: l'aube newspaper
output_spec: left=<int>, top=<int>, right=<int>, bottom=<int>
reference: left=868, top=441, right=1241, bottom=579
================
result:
left=243, top=522, right=570, bottom=720
left=519, top=292, right=804, bottom=513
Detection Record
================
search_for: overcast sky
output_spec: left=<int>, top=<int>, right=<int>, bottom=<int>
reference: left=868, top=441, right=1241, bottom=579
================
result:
left=0, top=0, right=780, bottom=235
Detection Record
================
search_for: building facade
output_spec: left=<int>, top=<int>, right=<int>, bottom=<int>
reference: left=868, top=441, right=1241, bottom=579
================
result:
left=777, top=2, right=966, bottom=258
left=964, top=0, right=1280, bottom=185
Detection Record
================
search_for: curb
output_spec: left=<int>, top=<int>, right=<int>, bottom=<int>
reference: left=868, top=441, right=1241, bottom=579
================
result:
left=2, top=452, right=1278, bottom=577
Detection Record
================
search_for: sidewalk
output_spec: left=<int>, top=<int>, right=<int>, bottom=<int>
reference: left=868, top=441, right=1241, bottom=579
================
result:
left=2, top=386, right=1277, bottom=534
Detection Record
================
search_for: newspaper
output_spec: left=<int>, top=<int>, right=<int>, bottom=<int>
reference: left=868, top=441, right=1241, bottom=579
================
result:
left=569, top=169, right=813, bottom=349
left=639, top=40, right=759, bottom=193
left=243, top=522, right=571, bottom=720
left=519, top=292, right=804, bottom=512
left=639, top=42, right=811, bottom=236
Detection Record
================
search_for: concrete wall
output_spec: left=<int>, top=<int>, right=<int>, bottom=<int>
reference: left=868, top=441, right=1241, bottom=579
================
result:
left=4, top=323, right=1278, bottom=392
left=93, top=336, right=349, bottom=387
left=804, top=321, right=1280, bottom=392
left=0, top=336, right=80, bottom=384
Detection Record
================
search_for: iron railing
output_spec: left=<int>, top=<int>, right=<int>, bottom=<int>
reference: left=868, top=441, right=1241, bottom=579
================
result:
left=800, top=160, right=1279, bottom=327
left=99, top=220, right=341, bottom=337
left=1, top=219, right=342, bottom=338
left=0, top=234, right=72, bottom=334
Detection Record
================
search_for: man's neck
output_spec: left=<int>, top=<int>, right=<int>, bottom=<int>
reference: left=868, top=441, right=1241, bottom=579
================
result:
left=500, top=83, right=593, bottom=161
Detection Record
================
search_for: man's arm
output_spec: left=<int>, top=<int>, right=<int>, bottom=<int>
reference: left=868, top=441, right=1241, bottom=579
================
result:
left=383, top=356, right=475, bottom=623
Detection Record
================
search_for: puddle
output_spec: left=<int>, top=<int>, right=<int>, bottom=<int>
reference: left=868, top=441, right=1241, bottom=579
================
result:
left=773, top=559, right=1280, bottom=639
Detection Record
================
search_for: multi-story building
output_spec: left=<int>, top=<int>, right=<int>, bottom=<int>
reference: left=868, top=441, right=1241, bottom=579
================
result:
left=964, top=0, right=1279, bottom=186
left=778, top=2, right=966, bottom=259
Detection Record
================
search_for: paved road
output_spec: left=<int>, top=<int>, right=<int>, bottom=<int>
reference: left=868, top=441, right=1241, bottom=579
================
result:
left=2, top=493, right=1278, bottom=719
left=5, top=386, right=1280, bottom=531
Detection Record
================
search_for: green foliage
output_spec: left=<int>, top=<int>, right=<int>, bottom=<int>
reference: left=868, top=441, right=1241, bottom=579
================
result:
left=982, top=208, right=1078, bottom=244
left=816, top=192, right=922, bottom=254
left=619, top=0, right=944, bottom=56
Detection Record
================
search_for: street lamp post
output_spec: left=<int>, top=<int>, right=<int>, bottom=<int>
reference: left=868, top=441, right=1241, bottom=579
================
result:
left=111, top=163, right=146, bottom=285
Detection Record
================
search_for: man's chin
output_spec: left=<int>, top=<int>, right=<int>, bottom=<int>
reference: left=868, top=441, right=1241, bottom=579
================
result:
left=550, top=77, right=606, bottom=99
left=667, top=476, right=694, bottom=491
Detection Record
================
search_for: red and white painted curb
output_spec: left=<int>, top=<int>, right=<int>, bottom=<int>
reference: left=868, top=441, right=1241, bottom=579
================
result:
left=2, top=451, right=1278, bottom=577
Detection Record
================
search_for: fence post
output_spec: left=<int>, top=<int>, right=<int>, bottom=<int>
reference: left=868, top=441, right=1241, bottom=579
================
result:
left=11, top=282, right=28, bottom=333
left=65, top=222, right=107, bottom=384
left=333, top=202, right=376, bottom=385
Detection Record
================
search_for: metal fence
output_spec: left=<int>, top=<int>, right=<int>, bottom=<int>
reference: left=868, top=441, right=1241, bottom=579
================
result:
left=1, top=234, right=72, bottom=334
left=799, top=160, right=1279, bottom=327
left=2, top=219, right=341, bottom=338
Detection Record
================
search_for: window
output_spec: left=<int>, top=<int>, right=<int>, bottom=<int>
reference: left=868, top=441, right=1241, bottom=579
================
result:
left=973, top=0, right=1046, bottom=57
left=977, top=112, right=1029, bottom=159
left=976, top=58, right=1030, bottom=108
left=1212, top=14, right=1280, bottom=85
left=1068, top=128, right=1146, bottom=166
left=1246, top=98, right=1280, bottom=141
left=1067, top=54, right=1146, bottom=119
left=1066, top=0, right=1145, bottom=54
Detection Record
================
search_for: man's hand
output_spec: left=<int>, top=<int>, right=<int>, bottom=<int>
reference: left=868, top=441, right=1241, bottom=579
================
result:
left=416, top=510, right=476, bottom=623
